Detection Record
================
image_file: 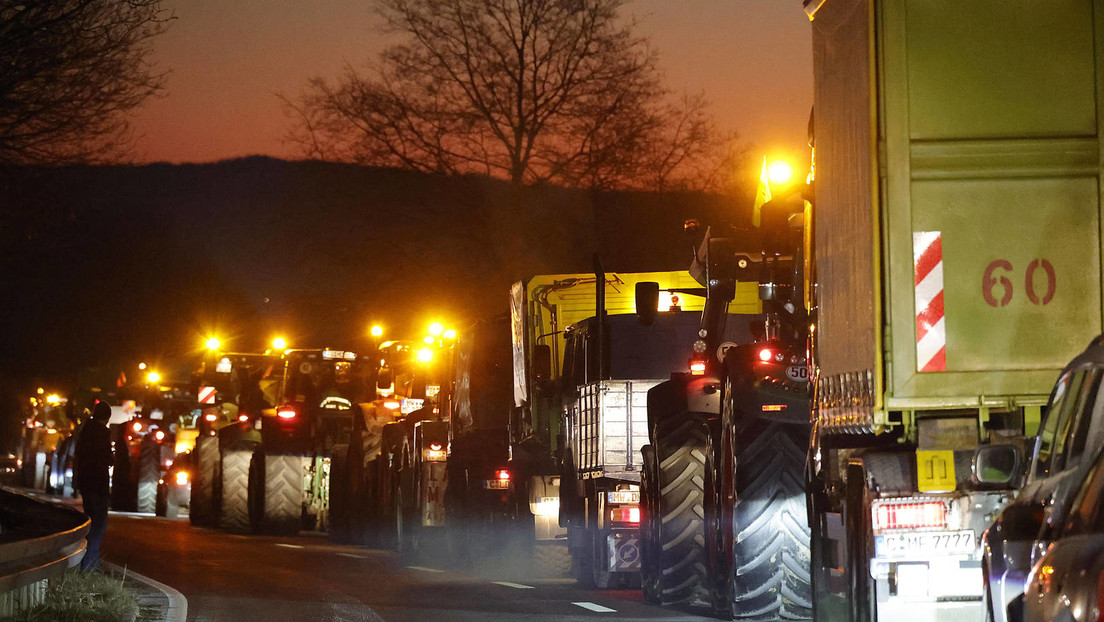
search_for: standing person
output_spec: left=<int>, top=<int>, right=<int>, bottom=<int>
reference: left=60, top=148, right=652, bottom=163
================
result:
left=75, top=401, right=112, bottom=571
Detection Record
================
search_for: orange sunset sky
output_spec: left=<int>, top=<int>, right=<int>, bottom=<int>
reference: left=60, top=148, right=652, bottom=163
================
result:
left=128, top=1, right=814, bottom=171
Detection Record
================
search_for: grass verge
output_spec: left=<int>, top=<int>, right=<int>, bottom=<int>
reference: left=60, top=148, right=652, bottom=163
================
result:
left=8, top=568, right=138, bottom=621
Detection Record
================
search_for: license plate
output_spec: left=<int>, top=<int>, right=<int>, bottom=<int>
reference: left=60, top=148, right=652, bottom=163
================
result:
left=607, top=491, right=639, bottom=504
left=875, top=530, right=975, bottom=558
left=483, top=479, right=509, bottom=490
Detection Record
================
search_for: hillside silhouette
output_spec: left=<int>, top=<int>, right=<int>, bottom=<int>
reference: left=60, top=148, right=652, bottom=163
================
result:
left=0, top=156, right=750, bottom=390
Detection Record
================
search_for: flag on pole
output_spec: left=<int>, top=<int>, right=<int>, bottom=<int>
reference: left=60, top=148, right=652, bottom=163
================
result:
left=752, top=156, right=772, bottom=227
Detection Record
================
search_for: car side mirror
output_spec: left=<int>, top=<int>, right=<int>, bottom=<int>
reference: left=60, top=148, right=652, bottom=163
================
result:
left=973, top=444, right=1024, bottom=487
left=636, top=282, right=659, bottom=326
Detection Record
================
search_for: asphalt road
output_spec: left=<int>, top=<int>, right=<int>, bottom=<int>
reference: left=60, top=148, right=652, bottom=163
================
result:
left=101, top=513, right=717, bottom=622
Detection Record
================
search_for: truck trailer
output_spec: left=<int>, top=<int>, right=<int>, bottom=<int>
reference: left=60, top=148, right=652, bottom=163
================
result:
left=802, top=0, right=1103, bottom=620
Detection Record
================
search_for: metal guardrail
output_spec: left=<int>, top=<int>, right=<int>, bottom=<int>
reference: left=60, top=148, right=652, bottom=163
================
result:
left=0, top=487, right=89, bottom=617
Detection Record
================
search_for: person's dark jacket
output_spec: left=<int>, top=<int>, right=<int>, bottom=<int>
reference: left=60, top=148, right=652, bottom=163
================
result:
left=75, top=418, right=112, bottom=496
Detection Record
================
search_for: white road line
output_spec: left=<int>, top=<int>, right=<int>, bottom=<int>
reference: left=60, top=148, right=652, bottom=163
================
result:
left=275, top=543, right=304, bottom=549
left=572, top=602, right=616, bottom=613
left=339, top=553, right=372, bottom=559
left=406, top=566, right=445, bottom=573
left=492, top=581, right=535, bottom=589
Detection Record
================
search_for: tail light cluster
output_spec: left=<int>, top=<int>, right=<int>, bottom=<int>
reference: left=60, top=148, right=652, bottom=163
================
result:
left=873, top=499, right=947, bottom=531
left=277, top=407, right=297, bottom=420
left=610, top=506, right=640, bottom=524
left=422, top=441, right=447, bottom=462
left=175, top=471, right=189, bottom=486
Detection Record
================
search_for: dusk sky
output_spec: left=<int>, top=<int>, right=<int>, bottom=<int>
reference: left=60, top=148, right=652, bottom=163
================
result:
left=128, top=1, right=813, bottom=170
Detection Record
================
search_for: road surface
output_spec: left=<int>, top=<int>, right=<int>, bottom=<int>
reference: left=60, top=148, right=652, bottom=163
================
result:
left=102, top=512, right=715, bottom=622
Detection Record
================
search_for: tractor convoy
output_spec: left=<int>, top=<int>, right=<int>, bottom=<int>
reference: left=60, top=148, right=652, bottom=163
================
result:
left=16, top=2, right=1104, bottom=621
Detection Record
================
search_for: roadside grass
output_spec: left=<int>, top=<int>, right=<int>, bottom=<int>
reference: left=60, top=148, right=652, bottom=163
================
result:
left=9, top=568, right=138, bottom=622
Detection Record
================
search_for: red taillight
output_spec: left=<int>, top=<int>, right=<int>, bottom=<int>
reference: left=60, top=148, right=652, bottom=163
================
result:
left=154, top=430, right=165, bottom=442
left=430, top=442, right=443, bottom=451
left=495, top=469, right=510, bottom=480
left=277, top=408, right=296, bottom=419
left=132, top=421, right=143, bottom=433
left=1095, top=568, right=1104, bottom=622
left=611, top=506, right=641, bottom=524
left=238, top=414, right=249, bottom=422
left=689, top=361, right=706, bottom=375
left=873, top=500, right=947, bottom=531
left=204, top=413, right=217, bottom=422
left=758, top=348, right=773, bottom=362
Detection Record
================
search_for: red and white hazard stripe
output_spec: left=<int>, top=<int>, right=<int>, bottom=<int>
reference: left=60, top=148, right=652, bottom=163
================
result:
left=198, top=385, right=217, bottom=404
left=914, top=231, right=946, bottom=372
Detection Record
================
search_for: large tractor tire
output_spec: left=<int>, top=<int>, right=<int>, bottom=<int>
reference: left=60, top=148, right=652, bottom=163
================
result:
left=190, top=434, right=219, bottom=526
left=137, top=440, right=160, bottom=514
left=729, top=421, right=812, bottom=620
left=328, top=445, right=351, bottom=543
left=220, top=443, right=253, bottom=533
left=258, top=450, right=303, bottom=536
left=651, top=413, right=711, bottom=606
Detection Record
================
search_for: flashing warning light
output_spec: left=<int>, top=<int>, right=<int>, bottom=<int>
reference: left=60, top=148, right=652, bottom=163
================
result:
left=689, top=361, right=706, bottom=376
left=873, top=500, right=947, bottom=531
left=758, top=348, right=773, bottom=362
left=175, top=471, right=189, bottom=486
left=383, top=401, right=401, bottom=410
left=132, top=421, right=143, bottom=433
left=416, top=348, right=434, bottom=363
left=205, top=337, right=221, bottom=351
left=204, top=413, right=218, bottom=422
left=767, top=160, right=794, bottom=185
left=277, top=408, right=297, bottom=419
left=272, top=337, right=287, bottom=351
left=428, top=322, right=444, bottom=336
left=154, top=430, right=166, bottom=442
left=495, top=469, right=511, bottom=481
left=238, top=414, right=249, bottom=422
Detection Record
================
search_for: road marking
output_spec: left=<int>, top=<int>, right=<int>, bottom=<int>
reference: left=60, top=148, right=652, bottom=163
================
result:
left=406, top=566, right=445, bottom=573
left=339, top=553, right=372, bottom=559
left=492, top=581, right=534, bottom=589
left=572, top=602, right=616, bottom=613
left=275, top=543, right=304, bottom=549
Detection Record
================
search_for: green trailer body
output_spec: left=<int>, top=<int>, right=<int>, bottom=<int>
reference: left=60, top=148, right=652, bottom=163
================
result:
left=806, top=1, right=1104, bottom=619
left=810, top=0, right=1104, bottom=432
